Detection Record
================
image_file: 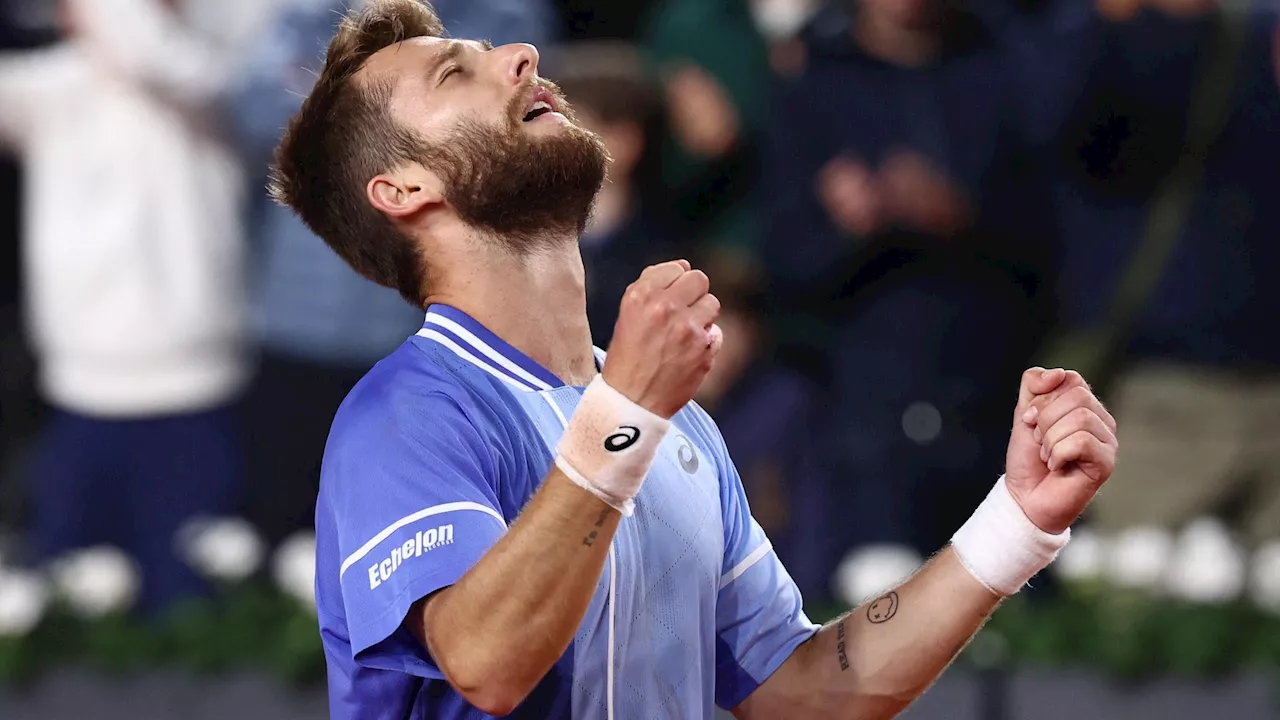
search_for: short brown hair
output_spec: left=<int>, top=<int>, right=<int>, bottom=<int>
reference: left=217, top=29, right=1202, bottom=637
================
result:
left=270, top=0, right=446, bottom=306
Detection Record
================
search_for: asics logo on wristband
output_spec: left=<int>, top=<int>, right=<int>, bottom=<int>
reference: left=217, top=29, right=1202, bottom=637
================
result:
left=604, top=426, right=641, bottom=452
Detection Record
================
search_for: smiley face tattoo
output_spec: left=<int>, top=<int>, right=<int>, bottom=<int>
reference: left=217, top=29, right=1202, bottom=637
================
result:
left=866, top=591, right=900, bottom=624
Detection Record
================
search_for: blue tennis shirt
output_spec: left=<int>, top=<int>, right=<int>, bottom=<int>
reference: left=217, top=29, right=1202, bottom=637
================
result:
left=315, top=304, right=817, bottom=719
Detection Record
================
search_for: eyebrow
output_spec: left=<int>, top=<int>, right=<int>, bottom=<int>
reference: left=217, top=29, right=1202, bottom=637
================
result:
left=428, top=39, right=495, bottom=82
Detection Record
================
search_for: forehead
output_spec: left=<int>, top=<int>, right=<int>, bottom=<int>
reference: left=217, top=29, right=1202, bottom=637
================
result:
left=357, top=36, right=495, bottom=134
left=360, top=36, right=483, bottom=88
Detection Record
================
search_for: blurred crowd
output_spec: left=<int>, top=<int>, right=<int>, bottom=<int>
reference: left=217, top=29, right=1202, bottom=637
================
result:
left=0, top=0, right=1277, bottom=618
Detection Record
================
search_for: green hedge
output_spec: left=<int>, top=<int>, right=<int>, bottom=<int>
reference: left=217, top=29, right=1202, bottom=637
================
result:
left=0, top=584, right=324, bottom=686
left=975, top=586, right=1280, bottom=679
left=3, top=583, right=1279, bottom=686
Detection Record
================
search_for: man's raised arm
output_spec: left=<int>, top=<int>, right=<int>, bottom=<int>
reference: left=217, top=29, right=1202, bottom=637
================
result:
left=406, top=260, right=723, bottom=716
left=736, top=369, right=1118, bottom=720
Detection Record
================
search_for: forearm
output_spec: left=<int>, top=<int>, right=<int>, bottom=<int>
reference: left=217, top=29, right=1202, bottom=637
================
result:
left=737, top=548, right=999, bottom=720
left=410, top=470, right=619, bottom=714
left=741, top=368, right=1112, bottom=720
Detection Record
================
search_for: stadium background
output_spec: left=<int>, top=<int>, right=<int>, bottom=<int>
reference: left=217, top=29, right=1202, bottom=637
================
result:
left=0, top=0, right=1278, bottom=717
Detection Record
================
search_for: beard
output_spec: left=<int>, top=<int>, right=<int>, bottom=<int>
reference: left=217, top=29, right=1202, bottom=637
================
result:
left=421, top=85, right=609, bottom=253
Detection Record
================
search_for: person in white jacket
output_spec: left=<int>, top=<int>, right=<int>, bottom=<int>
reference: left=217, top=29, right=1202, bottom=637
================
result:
left=0, top=0, right=249, bottom=615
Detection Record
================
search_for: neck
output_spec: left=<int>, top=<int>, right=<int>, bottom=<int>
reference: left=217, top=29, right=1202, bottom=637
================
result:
left=854, top=14, right=939, bottom=68
left=426, top=232, right=597, bottom=387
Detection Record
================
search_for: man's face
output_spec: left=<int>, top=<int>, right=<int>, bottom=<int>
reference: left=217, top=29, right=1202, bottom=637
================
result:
left=363, top=37, right=608, bottom=249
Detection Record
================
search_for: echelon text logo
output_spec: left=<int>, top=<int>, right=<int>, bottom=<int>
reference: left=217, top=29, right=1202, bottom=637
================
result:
left=604, top=425, right=640, bottom=452
left=368, top=524, right=454, bottom=590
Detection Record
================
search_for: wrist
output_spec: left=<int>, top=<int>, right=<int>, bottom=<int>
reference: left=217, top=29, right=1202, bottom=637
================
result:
left=600, top=369, right=677, bottom=420
left=555, top=376, right=671, bottom=516
left=950, top=475, right=1071, bottom=596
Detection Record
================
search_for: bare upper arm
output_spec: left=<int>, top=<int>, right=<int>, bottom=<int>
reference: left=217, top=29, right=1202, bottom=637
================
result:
left=730, top=631, right=823, bottom=719
left=404, top=588, right=451, bottom=651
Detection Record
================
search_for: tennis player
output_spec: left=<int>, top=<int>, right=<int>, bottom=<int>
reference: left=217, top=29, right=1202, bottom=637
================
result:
left=272, top=2, right=1119, bottom=718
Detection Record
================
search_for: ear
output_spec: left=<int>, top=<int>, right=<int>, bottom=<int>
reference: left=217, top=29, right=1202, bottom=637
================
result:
left=367, top=164, right=445, bottom=219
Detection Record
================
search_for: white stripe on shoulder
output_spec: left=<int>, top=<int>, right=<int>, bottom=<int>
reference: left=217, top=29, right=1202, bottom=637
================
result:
left=719, top=539, right=774, bottom=590
left=417, top=328, right=536, bottom=392
left=339, top=501, right=507, bottom=578
left=425, top=312, right=554, bottom=391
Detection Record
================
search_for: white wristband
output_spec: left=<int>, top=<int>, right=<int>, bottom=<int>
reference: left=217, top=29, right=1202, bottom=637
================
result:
left=554, top=376, right=670, bottom=516
left=950, top=475, right=1071, bottom=596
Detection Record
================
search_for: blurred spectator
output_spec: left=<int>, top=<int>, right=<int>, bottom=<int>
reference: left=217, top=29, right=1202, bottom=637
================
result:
left=970, top=0, right=1102, bottom=153
left=643, top=0, right=773, bottom=261
left=431, top=0, right=557, bottom=47
left=0, top=0, right=249, bottom=615
left=764, top=0, right=1056, bottom=560
left=693, top=259, right=832, bottom=602
left=1054, top=3, right=1280, bottom=547
left=750, top=0, right=823, bottom=44
left=547, top=41, right=678, bottom=347
left=747, top=0, right=823, bottom=75
left=231, top=0, right=557, bottom=546
left=0, top=0, right=57, bottom=521
left=555, top=0, right=658, bottom=40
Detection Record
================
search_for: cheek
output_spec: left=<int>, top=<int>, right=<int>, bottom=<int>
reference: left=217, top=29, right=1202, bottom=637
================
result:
left=402, top=86, right=505, bottom=138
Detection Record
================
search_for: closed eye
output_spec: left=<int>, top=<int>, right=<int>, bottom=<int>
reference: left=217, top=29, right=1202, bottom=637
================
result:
left=438, top=64, right=462, bottom=85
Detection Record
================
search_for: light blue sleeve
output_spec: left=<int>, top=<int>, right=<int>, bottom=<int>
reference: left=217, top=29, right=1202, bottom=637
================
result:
left=323, top=388, right=509, bottom=679
left=690, top=407, right=819, bottom=710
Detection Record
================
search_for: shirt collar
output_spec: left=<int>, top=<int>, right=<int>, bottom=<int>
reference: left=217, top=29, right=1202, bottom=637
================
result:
left=417, top=304, right=570, bottom=392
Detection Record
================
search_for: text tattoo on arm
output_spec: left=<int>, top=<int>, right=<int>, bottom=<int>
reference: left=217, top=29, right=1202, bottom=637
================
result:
left=836, top=619, right=849, bottom=671
left=582, top=507, right=610, bottom=547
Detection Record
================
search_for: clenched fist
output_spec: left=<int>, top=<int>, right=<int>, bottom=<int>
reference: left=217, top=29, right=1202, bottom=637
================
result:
left=602, top=260, right=723, bottom=418
left=1005, top=368, right=1119, bottom=535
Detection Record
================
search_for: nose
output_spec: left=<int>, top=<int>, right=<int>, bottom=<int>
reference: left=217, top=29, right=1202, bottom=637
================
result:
left=500, top=43, right=540, bottom=86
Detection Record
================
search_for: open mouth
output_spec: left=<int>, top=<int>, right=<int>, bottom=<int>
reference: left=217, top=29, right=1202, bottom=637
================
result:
left=521, top=86, right=559, bottom=122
